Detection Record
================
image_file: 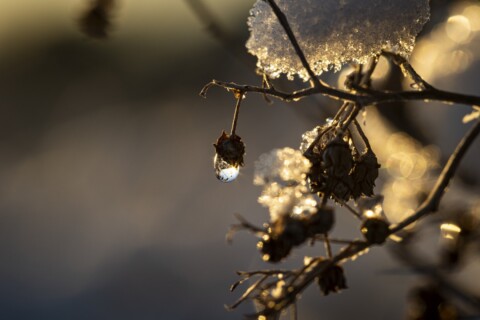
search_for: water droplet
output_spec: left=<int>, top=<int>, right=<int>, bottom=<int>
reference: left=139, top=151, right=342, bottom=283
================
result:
left=214, top=154, right=240, bottom=182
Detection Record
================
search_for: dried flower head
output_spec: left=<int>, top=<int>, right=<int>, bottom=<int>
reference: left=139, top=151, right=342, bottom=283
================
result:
left=213, top=131, right=245, bottom=182
left=361, top=218, right=390, bottom=244
left=317, top=261, right=348, bottom=295
left=351, top=150, right=380, bottom=198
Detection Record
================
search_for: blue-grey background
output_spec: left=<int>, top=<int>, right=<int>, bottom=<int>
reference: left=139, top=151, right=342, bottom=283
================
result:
left=0, top=0, right=478, bottom=319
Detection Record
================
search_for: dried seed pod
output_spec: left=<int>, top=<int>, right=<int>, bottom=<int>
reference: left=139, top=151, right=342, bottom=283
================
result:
left=322, top=137, right=354, bottom=179
left=317, top=262, right=348, bottom=295
left=271, top=215, right=307, bottom=246
left=257, top=215, right=307, bottom=262
left=361, top=218, right=390, bottom=244
left=213, top=131, right=245, bottom=182
left=257, top=235, right=292, bottom=263
left=351, top=150, right=380, bottom=198
left=305, top=206, right=335, bottom=236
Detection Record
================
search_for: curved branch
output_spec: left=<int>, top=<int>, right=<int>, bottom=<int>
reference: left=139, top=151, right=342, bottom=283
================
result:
left=200, top=78, right=480, bottom=108
left=389, top=120, right=480, bottom=233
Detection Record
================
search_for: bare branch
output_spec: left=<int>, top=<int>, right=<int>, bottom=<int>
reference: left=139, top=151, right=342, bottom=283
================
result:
left=389, top=120, right=480, bottom=233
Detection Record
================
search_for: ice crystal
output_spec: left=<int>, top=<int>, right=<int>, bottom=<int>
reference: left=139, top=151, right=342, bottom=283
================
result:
left=299, top=126, right=321, bottom=153
left=254, top=148, right=311, bottom=185
left=247, top=0, right=430, bottom=81
left=254, top=148, right=315, bottom=221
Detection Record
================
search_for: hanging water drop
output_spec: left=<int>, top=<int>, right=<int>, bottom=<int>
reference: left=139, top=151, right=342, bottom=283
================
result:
left=213, top=131, right=246, bottom=183
left=214, top=154, right=240, bottom=182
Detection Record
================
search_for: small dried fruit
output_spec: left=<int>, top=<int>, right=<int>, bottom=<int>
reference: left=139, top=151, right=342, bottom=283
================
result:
left=361, top=218, right=390, bottom=244
left=317, top=262, right=348, bottom=295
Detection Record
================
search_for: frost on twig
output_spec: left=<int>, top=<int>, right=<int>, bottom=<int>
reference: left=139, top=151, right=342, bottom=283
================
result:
left=247, top=0, right=430, bottom=81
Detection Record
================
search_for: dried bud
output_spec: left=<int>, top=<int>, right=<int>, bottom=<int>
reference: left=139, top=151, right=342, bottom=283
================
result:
left=351, top=150, right=380, bottom=198
left=271, top=215, right=307, bottom=246
left=257, top=235, right=292, bottom=263
left=361, top=218, right=390, bottom=244
left=305, top=206, right=335, bottom=236
left=258, top=215, right=307, bottom=262
left=214, top=131, right=245, bottom=166
left=322, top=137, right=354, bottom=179
left=213, top=131, right=245, bottom=182
left=317, top=262, right=348, bottom=295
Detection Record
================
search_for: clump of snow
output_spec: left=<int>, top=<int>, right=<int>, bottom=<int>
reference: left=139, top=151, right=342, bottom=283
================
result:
left=254, top=148, right=315, bottom=221
left=254, top=147, right=311, bottom=185
left=247, top=0, right=430, bottom=81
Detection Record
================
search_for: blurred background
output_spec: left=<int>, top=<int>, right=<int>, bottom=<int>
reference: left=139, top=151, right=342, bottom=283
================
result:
left=0, top=0, right=478, bottom=319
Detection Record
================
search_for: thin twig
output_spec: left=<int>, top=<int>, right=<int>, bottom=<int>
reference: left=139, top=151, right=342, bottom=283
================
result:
left=200, top=78, right=480, bottom=108
left=382, top=51, right=433, bottom=90
left=323, top=233, right=333, bottom=258
left=231, top=93, right=243, bottom=136
left=265, top=0, right=323, bottom=89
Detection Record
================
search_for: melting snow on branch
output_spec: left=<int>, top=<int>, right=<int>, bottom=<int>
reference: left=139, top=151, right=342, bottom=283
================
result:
left=247, top=0, right=430, bottom=81
left=254, top=148, right=316, bottom=221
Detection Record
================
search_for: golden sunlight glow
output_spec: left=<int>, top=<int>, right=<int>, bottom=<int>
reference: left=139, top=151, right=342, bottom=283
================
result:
left=364, top=210, right=377, bottom=218
left=446, top=15, right=471, bottom=44
left=463, top=5, right=480, bottom=31
left=371, top=56, right=391, bottom=80
left=440, top=223, right=462, bottom=240
left=360, top=108, right=440, bottom=226
left=409, top=2, right=480, bottom=82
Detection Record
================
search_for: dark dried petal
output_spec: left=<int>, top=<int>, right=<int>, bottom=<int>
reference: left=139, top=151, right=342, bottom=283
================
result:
left=258, top=236, right=292, bottom=263
left=271, top=215, right=307, bottom=246
left=322, top=138, right=354, bottom=179
left=331, top=176, right=353, bottom=201
left=351, top=150, right=380, bottom=198
left=305, top=206, right=335, bottom=236
left=361, top=218, right=390, bottom=244
left=214, top=131, right=245, bottom=167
